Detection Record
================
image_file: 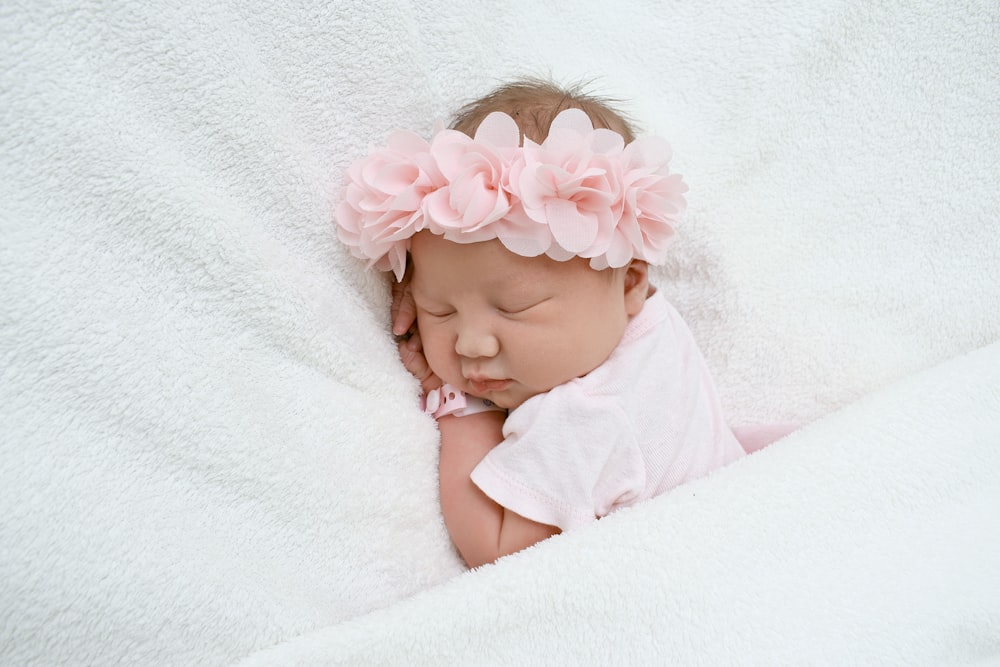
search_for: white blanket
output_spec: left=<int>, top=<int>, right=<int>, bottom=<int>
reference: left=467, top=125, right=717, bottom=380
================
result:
left=1, top=2, right=998, bottom=665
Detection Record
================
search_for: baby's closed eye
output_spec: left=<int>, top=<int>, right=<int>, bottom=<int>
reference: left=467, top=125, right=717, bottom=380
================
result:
left=495, top=296, right=552, bottom=316
left=418, top=306, right=455, bottom=318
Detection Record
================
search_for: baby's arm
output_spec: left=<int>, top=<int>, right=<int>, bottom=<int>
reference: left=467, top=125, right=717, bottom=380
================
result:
left=393, top=274, right=558, bottom=567
left=436, top=412, right=559, bottom=568
left=398, top=339, right=559, bottom=567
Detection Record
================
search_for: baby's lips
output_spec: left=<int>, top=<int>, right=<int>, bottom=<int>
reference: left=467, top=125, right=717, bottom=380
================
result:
left=468, top=378, right=512, bottom=394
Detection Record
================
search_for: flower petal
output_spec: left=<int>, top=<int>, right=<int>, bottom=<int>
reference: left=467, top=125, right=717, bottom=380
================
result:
left=545, top=199, right=597, bottom=253
left=474, top=111, right=522, bottom=148
left=548, top=108, right=594, bottom=135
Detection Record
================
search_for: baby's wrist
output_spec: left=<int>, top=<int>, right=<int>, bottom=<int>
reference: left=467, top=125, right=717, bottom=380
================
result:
left=423, top=384, right=507, bottom=420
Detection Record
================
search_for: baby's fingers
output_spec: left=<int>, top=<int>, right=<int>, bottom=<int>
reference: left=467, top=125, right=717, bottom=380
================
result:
left=397, top=331, right=441, bottom=392
left=390, top=266, right=416, bottom=336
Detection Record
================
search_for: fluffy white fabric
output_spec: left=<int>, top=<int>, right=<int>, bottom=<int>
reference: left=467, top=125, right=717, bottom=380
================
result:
left=1, top=2, right=997, bottom=665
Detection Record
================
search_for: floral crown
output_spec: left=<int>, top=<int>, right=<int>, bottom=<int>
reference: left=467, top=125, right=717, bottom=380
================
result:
left=335, top=108, right=688, bottom=281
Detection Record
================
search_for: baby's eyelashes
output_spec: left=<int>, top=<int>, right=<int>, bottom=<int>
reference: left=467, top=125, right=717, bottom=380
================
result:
left=418, top=306, right=455, bottom=319
left=496, top=297, right=551, bottom=316
left=415, top=296, right=550, bottom=319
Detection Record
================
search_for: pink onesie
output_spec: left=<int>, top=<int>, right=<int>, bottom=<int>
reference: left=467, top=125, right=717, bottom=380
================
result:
left=470, top=291, right=744, bottom=531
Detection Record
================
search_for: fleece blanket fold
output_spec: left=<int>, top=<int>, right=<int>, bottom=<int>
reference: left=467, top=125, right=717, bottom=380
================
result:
left=238, top=340, right=1000, bottom=666
left=1, top=1, right=998, bottom=665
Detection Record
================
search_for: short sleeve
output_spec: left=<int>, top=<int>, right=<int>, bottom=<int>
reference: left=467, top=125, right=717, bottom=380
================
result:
left=469, top=386, right=645, bottom=531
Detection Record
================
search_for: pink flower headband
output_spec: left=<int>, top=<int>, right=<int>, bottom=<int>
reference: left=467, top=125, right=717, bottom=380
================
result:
left=335, top=108, right=688, bottom=281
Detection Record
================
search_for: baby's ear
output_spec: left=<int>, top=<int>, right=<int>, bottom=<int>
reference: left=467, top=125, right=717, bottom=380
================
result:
left=623, top=260, right=650, bottom=317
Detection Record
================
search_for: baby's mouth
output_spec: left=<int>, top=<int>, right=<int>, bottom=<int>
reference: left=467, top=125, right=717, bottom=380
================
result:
left=467, top=378, right=512, bottom=394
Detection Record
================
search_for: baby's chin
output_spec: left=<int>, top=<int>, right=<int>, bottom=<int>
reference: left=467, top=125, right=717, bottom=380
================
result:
left=485, top=385, right=546, bottom=411
left=456, top=382, right=520, bottom=411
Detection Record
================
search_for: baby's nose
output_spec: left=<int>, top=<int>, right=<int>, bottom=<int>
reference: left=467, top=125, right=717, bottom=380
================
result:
left=454, top=324, right=499, bottom=359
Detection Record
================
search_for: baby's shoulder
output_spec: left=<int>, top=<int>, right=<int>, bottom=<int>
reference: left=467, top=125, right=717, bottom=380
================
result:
left=505, top=380, right=631, bottom=435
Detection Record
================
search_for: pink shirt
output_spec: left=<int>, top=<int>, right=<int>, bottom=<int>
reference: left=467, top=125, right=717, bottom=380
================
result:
left=470, top=292, right=744, bottom=531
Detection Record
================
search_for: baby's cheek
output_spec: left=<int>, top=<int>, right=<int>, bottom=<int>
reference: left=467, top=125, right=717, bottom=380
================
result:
left=422, top=339, right=457, bottom=382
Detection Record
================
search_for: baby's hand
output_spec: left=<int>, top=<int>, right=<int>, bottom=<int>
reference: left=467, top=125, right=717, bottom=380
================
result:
left=390, top=268, right=442, bottom=394
left=398, top=330, right=442, bottom=394
left=390, top=264, right=416, bottom=338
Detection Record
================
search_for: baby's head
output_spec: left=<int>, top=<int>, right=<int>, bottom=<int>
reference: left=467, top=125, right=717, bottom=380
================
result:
left=449, top=78, right=637, bottom=145
left=336, top=78, right=687, bottom=408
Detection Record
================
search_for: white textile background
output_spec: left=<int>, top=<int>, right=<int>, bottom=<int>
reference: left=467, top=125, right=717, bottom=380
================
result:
left=1, top=1, right=998, bottom=665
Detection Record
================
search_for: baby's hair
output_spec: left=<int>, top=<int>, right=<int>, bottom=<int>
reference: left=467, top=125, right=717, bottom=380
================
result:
left=450, top=77, right=637, bottom=145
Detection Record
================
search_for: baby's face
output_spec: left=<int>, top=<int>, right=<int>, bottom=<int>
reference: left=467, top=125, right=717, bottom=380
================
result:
left=409, top=231, right=639, bottom=410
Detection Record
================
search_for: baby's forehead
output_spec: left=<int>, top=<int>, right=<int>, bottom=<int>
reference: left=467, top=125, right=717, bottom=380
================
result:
left=410, top=233, right=596, bottom=287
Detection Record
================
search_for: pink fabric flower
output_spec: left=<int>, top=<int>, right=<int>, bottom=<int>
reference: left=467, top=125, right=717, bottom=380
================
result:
left=458, top=112, right=555, bottom=258
left=619, top=136, right=688, bottom=265
left=509, top=109, right=629, bottom=265
left=423, top=119, right=514, bottom=243
left=336, top=130, right=445, bottom=281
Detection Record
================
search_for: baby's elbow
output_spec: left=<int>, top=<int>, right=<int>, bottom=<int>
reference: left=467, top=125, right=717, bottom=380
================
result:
left=462, top=553, right=495, bottom=569
left=459, top=536, right=509, bottom=569
left=469, top=520, right=560, bottom=568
